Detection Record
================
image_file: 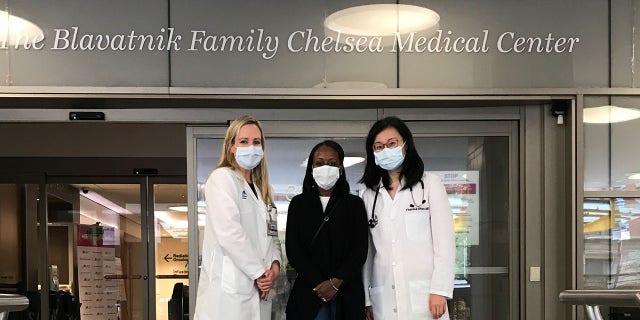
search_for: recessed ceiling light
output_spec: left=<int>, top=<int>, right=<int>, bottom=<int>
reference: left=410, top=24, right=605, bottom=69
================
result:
left=300, top=156, right=365, bottom=168
left=343, top=157, right=365, bottom=167
left=168, top=204, right=206, bottom=213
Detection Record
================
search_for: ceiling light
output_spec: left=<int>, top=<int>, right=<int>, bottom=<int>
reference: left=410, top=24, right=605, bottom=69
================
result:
left=81, top=191, right=132, bottom=215
left=300, top=156, right=365, bottom=168
left=168, top=201, right=206, bottom=213
left=168, top=206, right=188, bottom=212
left=583, top=105, right=640, bottom=123
left=324, top=4, right=440, bottom=46
left=170, top=206, right=206, bottom=213
left=155, top=211, right=188, bottom=229
left=313, top=81, right=388, bottom=89
left=0, top=10, right=44, bottom=47
left=629, top=173, right=640, bottom=180
left=343, top=156, right=365, bottom=167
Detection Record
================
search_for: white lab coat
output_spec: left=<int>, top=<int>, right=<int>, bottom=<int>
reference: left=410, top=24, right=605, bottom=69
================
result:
left=194, top=167, right=282, bottom=320
left=360, top=172, right=455, bottom=320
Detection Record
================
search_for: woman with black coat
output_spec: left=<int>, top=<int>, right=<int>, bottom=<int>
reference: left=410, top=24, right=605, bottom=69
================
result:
left=285, top=140, right=369, bottom=320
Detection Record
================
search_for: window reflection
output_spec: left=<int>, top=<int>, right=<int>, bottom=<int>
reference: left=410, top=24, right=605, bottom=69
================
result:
left=584, top=96, right=640, bottom=191
left=583, top=198, right=640, bottom=289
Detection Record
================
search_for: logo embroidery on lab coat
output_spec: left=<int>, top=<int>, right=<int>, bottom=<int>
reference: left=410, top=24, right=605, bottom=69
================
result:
left=241, top=190, right=248, bottom=199
left=405, top=206, right=429, bottom=212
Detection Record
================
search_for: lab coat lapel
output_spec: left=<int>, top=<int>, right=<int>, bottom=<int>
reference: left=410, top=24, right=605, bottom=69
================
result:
left=244, top=179, right=266, bottom=218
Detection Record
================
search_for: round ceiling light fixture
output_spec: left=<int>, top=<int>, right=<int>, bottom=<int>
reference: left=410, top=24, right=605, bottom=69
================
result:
left=0, top=10, right=44, bottom=47
left=324, top=4, right=440, bottom=46
left=583, top=105, right=640, bottom=124
left=0, top=10, right=44, bottom=49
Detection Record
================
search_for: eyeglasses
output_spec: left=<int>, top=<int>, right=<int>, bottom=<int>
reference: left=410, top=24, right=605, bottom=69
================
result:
left=372, top=138, right=404, bottom=152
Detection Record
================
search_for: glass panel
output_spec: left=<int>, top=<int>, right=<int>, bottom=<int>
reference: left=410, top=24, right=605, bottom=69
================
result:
left=195, top=138, right=224, bottom=272
left=416, top=136, right=510, bottom=320
left=2, top=183, right=41, bottom=319
left=584, top=96, right=640, bottom=191
left=0, top=184, right=22, bottom=292
left=49, top=183, right=143, bottom=320
left=195, top=135, right=510, bottom=320
left=583, top=197, right=640, bottom=289
left=153, top=184, right=189, bottom=320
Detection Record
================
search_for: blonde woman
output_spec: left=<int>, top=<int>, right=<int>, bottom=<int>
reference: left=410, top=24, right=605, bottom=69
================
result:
left=194, top=115, right=282, bottom=320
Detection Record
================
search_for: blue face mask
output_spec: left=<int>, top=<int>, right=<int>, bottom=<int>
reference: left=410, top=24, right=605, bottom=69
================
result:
left=235, top=146, right=264, bottom=170
left=374, top=144, right=405, bottom=170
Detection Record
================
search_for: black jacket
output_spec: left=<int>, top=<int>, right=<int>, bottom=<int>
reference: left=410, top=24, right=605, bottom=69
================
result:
left=285, top=191, right=368, bottom=320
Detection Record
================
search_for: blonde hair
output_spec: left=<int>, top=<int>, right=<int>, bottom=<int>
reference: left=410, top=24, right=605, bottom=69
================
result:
left=217, top=115, right=274, bottom=206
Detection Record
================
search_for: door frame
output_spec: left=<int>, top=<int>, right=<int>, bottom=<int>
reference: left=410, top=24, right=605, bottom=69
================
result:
left=187, top=113, right=534, bottom=319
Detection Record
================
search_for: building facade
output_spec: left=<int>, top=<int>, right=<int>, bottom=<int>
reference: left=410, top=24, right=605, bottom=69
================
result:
left=1, top=1, right=639, bottom=319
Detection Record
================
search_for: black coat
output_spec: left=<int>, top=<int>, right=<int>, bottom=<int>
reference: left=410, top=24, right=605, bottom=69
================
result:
left=285, top=191, right=369, bottom=320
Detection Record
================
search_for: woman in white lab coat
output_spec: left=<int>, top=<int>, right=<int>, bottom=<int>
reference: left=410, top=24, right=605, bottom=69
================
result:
left=194, top=115, right=282, bottom=320
left=360, top=116, right=455, bottom=320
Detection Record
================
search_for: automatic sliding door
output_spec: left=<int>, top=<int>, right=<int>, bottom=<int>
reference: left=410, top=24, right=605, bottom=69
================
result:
left=42, top=179, right=187, bottom=320
left=409, top=121, right=517, bottom=320
left=188, top=120, right=517, bottom=320
left=414, top=135, right=511, bottom=320
left=45, top=182, right=145, bottom=320
left=152, top=183, right=189, bottom=320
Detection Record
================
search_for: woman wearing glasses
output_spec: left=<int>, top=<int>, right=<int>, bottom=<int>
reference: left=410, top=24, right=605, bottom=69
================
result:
left=194, top=115, right=282, bottom=320
left=285, top=140, right=368, bottom=320
left=360, top=117, right=455, bottom=320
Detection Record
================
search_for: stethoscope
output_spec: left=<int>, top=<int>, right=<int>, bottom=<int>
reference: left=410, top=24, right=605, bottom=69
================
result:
left=368, top=179, right=427, bottom=228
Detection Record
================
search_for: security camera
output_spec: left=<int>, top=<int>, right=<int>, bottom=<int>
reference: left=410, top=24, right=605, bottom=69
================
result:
left=81, top=188, right=89, bottom=194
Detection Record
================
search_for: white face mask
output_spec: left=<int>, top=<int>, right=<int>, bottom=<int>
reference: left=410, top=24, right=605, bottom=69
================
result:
left=374, top=144, right=405, bottom=170
left=312, top=165, right=340, bottom=190
left=235, top=146, right=263, bottom=170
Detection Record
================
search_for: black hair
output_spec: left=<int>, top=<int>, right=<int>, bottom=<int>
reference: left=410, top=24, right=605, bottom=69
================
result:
left=302, top=140, right=350, bottom=196
left=359, top=116, right=424, bottom=191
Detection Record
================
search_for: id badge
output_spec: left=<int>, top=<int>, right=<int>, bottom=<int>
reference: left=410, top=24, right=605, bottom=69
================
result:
left=266, top=205, right=278, bottom=237
left=267, top=221, right=278, bottom=237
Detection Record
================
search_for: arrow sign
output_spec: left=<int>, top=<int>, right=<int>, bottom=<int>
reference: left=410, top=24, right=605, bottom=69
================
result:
left=164, top=254, right=171, bottom=262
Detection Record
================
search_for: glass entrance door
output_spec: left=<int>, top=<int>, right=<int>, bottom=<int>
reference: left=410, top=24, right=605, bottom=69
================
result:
left=46, top=182, right=145, bottom=320
left=43, top=177, right=187, bottom=320
left=188, top=119, right=519, bottom=320
left=152, top=183, right=189, bottom=320
left=407, top=121, right=517, bottom=320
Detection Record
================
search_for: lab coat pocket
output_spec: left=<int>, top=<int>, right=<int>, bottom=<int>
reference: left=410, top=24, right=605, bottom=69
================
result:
left=409, top=280, right=430, bottom=315
left=221, top=256, right=254, bottom=295
left=405, top=211, right=429, bottom=242
left=369, top=285, right=391, bottom=319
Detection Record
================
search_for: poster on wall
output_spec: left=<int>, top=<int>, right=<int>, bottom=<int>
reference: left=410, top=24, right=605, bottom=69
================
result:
left=77, top=223, right=118, bottom=320
left=432, top=171, right=480, bottom=245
